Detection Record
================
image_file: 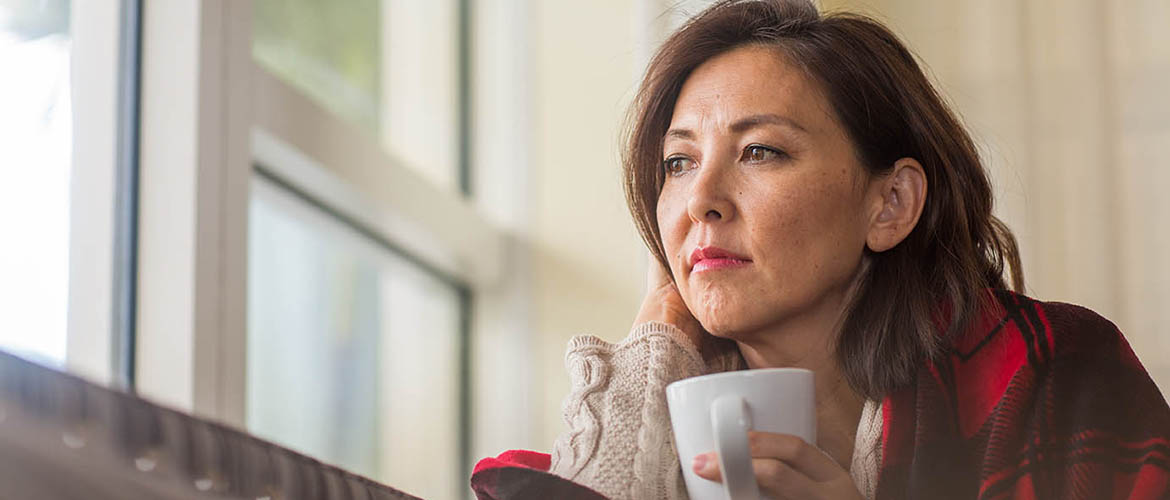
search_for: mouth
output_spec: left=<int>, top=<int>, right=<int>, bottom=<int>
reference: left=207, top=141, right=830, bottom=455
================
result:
left=689, top=246, right=752, bottom=274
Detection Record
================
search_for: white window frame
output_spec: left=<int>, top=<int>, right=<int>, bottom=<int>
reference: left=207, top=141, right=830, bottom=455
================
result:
left=66, top=0, right=130, bottom=386
left=134, top=0, right=252, bottom=424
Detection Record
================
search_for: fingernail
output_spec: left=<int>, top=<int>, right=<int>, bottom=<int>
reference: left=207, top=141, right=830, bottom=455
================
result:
left=692, top=453, right=708, bottom=472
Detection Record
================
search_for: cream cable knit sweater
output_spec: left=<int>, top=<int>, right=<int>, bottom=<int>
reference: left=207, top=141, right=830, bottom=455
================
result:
left=549, top=322, right=883, bottom=500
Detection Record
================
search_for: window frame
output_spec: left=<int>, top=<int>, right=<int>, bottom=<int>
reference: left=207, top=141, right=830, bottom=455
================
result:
left=134, top=0, right=505, bottom=494
left=65, top=0, right=142, bottom=389
left=249, top=12, right=495, bottom=490
left=134, top=0, right=252, bottom=423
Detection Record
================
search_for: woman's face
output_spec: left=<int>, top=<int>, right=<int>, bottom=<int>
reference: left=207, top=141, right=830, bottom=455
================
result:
left=657, top=44, right=882, bottom=338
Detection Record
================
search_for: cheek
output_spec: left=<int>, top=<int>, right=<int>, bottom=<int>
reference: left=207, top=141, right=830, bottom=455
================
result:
left=751, top=180, right=864, bottom=270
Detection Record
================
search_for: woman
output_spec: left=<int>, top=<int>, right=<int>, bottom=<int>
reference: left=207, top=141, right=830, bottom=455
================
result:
left=472, top=1, right=1170, bottom=498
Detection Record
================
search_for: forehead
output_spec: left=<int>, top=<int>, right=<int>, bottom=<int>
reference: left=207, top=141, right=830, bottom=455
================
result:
left=670, top=44, right=831, bottom=132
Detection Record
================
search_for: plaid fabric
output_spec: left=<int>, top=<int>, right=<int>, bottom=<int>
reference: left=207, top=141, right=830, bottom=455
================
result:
left=877, top=290, right=1170, bottom=499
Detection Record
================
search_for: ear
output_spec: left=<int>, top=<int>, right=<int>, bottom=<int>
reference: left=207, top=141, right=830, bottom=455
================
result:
left=865, top=158, right=927, bottom=253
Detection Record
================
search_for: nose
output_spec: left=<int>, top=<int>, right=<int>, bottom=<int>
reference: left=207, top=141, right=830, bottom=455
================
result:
left=685, top=160, right=736, bottom=224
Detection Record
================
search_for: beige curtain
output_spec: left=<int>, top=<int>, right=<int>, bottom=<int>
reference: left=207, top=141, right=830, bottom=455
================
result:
left=823, top=0, right=1170, bottom=388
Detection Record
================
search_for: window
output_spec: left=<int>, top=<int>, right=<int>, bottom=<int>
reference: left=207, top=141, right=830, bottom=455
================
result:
left=244, top=2, right=482, bottom=498
left=247, top=173, right=463, bottom=499
left=0, top=0, right=72, bottom=367
left=252, top=0, right=461, bottom=193
left=129, top=3, right=505, bottom=498
left=1, top=0, right=133, bottom=387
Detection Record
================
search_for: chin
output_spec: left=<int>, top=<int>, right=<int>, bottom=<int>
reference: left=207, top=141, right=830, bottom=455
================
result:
left=696, top=313, right=751, bottom=340
left=694, top=297, right=786, bottom=342
left=687, top=290, right=745, bottom=337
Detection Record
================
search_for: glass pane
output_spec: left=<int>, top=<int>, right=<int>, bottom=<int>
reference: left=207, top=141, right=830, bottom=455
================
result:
left=0, top=0, right=71, bottom=366
left=247, top=174, right=463, bottom=500
left=253, top=0, right=460, bottom=192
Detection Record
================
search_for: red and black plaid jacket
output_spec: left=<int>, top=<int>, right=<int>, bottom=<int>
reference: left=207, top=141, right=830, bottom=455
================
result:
left=473, top=290, right=1170, bottom=499
left=878, top=289, right=1170, bottom=499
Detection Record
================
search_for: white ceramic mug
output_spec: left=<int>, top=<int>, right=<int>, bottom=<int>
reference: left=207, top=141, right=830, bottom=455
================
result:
left=665, top=369, right=816, bottom=500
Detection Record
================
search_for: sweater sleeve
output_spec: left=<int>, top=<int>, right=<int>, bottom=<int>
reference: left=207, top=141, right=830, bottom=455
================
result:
left=548, top=322, right=741, bottom=500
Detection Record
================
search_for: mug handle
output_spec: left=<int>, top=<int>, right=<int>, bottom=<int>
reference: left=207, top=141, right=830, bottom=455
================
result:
left=710, top=395, right=760, bottom=500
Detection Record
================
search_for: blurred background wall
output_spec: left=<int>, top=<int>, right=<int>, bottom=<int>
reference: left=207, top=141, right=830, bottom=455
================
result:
left=0, top=1, right=1166, bottom=499
left=820, top=0, right=1170, bottom=391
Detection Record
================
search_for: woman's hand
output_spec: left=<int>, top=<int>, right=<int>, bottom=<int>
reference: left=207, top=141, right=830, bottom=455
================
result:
left=692, top=432, right=863, bottom=500
left=632, top=253, right=719, bottom=361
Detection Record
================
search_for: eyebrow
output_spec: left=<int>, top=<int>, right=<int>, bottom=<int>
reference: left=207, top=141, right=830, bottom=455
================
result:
left=664, top=113, right=808, bottom=141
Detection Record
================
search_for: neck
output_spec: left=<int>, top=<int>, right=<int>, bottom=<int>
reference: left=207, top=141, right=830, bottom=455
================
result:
left=734, top=289, right=865, bottom=468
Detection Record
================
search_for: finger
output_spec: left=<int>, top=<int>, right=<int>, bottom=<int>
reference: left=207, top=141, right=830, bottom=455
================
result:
left=747, top=431, right=844, bottom=482
left=692, top=452, right=720, bottom=481
left=693, top=453, right=818, bottom=499
left=750, top=458, right=819, bottom=500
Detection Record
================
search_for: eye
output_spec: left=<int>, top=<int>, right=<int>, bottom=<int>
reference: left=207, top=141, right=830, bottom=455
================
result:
left=742, top=144, right=786, bottom=163
left=662, top=156, right=695, bottom=176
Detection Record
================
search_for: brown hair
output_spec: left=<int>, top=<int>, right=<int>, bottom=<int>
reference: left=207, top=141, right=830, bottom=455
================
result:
left=623, top=0, right=1024, bottom=399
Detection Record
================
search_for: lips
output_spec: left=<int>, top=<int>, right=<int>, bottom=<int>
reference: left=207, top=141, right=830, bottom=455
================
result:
left=689, top=246, right=752, bottom=273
